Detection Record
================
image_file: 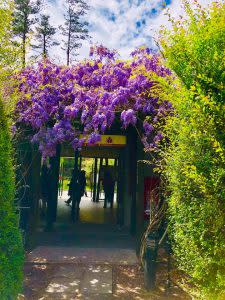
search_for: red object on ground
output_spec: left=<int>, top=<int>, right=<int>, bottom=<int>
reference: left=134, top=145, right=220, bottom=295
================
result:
left=144, top=177, right=160, bottom=219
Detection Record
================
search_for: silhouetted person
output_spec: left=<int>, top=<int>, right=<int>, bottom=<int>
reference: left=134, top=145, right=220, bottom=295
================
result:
left=45, top=164, right=55, bottom=231
left=40, top=164, right=48, bottom=217
left=65, top=170, right=86, bottom=206
left=67, top=169, right=87, bottom=222
left=65, top=170, right=75, bottom=206
left=78, top=170, right=87, bottom=203
left=103, top=171, right=115, bottom=209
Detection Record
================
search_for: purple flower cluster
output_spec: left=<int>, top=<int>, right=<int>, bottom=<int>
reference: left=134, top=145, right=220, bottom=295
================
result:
left=90, top=45, right=117, bottom=60
left=13, top=46, right=172, bottom=158
left=121, top=109, right=137, bottom=128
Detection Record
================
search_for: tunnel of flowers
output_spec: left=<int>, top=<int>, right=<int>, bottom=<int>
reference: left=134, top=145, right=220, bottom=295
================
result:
left=13, top=46, right=173, bottom=159
left=1, top=1, right=224, bottom=298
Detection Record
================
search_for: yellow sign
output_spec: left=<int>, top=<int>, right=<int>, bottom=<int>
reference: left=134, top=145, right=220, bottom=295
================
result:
left=82, top=135, right=126, bottom=147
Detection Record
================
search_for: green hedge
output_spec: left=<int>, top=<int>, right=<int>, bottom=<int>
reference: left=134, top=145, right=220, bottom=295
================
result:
left=158, top=2, right=225, bottom=298
left=0, top=98, right=24, bottom=299
left=164, top=90, right=225, bottom=299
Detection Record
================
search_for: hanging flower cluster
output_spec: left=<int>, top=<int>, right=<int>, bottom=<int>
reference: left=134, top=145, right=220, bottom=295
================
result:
left=13, top=46, right=172, bottom=159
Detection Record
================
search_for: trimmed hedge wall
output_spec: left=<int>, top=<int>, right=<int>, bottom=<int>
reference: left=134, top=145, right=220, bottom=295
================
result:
left=0, top=98, right=24, bottom=299
left=159, top=2, right=225, bottom=298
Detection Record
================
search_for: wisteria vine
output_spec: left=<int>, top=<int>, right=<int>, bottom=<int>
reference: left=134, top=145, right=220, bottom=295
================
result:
left=13, top=46, right=172, bottom=159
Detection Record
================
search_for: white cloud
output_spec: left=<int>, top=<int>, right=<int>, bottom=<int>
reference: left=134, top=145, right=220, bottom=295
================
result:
left=39, top=0, right=220, bottom=64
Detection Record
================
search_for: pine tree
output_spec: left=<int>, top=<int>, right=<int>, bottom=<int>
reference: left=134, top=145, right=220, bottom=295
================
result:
left=13, top=0, right=41, bottom=66
left=33, top=14, right=58, bottom=58
left=60, top=0, right=89, bottom=66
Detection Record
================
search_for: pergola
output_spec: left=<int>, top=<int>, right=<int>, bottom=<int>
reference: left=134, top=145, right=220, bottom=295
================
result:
left=13, top=46, right=172, bottom=244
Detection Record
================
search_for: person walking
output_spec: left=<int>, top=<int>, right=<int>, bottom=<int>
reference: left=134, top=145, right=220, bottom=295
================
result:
left=66, top=170, right=86, bottom=205
left=65, top=170, right=75, bottom=206
left=78, top=170, right=87, bottom=204
left=45, top=164, right=55, bottom=231
left=70, top=170, right=87, bottom=222
left=40, top=164, right=49, bottom=218
left=103, top=170, right=115, bottom=209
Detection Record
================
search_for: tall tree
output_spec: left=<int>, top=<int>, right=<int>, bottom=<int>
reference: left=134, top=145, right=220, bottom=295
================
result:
left=13, top=0, right=41, bottom=66
left=60, top=0, right=89, bottom=66
left=33, top=14, right=58, bottom=59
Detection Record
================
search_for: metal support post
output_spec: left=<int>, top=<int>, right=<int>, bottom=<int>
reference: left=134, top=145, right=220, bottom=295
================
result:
left=144, top=232, right=159, bottom=290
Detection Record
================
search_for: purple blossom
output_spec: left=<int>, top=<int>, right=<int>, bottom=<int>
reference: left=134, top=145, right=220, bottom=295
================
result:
left=12, top=46, right=173, bottom=158
left=11, top=125, right=17, bottom=136
left=154, top=132, right=164, bottom=143
left=64, top=106, right=80, bottom=119
left=121, top=109, right=137, bottom=128
left=143, top=122, right=154, bottom=135
left=88, top=133, right=101, bottom=144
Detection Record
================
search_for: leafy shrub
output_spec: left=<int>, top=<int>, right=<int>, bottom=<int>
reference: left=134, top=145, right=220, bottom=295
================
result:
left=158, top=1, right=225, bottom=298
left=0, top=98, right=24, bottom=299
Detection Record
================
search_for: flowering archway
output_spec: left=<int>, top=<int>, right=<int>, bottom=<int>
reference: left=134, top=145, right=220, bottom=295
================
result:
left=12, top=46, right=173, bottom=235
left=13, top=46, right=172, bottom=160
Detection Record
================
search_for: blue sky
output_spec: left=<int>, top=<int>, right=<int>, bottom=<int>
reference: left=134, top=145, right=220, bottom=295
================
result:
left=43, top=0, right=215, bottom=63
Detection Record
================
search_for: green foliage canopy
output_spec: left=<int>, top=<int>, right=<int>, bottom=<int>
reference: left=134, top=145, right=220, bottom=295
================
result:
left=33, top=14, right=58, bottom=58
left=0, top=1, right=21, bottom=79
left=158, top=1, right=225, bottom=298
left=0, top=1, right=24, bottom=298
left=13, top=0, right=40, bottom=66
left=0, top=98, right=24, bottom=299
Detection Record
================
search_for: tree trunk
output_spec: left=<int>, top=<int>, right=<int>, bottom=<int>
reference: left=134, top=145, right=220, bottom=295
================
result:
left=22, top=31, right=26, bottom=67
left=22, top=14, right=28, bottom=68
left=67, top=16, right=72, bottom=66
left=43, top=34, right=46, bottom=58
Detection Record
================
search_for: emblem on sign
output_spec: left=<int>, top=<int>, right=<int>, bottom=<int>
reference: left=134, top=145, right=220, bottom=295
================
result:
left=106, top=137, right=113, bottom=144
